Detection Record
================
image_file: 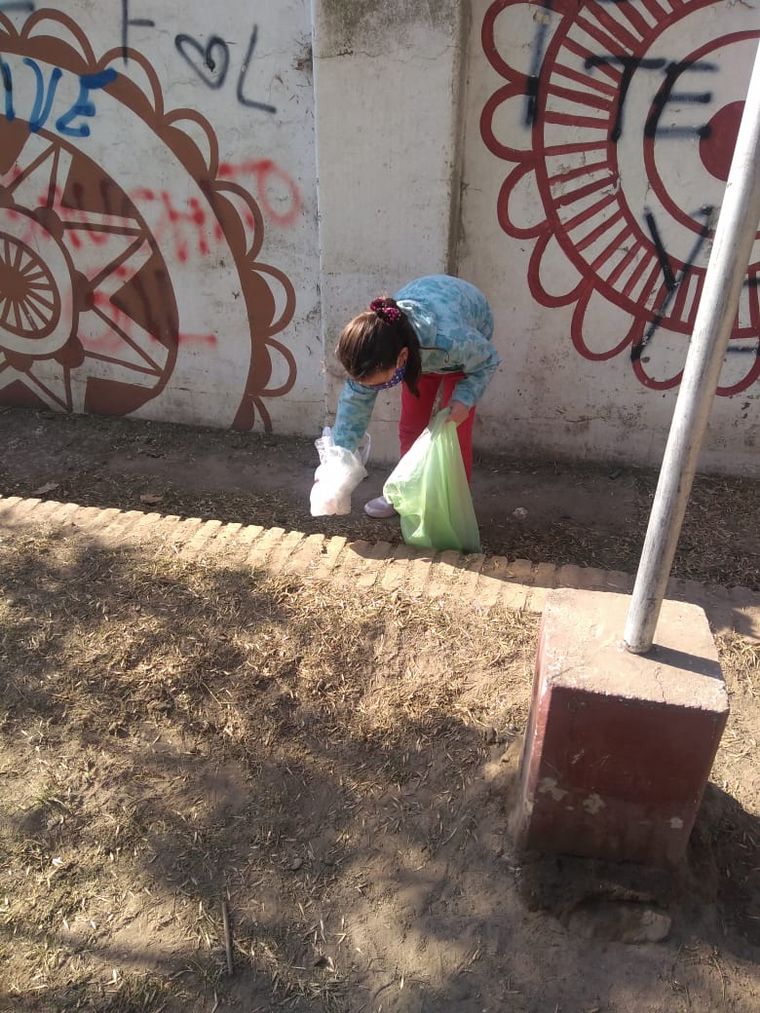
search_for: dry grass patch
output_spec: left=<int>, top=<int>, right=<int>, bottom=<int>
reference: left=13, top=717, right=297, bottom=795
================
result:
left=2, top=527, right=759, bottom=1012
left=0, top=527, right=537, bottom=1011
left=716, top=631, right=760, bottom=698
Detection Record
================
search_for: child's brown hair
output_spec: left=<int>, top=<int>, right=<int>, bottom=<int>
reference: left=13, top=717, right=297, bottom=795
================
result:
left=336, top=298, right=421, bottom=394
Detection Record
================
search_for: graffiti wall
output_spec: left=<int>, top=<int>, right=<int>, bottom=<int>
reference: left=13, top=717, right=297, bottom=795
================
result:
left=458, top=0, right=760, bottom=472
left=2, top=1, right=759, bottom=475
left=0, top=1, right=318, bottom=434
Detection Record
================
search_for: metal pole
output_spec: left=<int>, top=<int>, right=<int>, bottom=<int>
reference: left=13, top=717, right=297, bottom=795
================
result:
left=624, top=42, right=760, bottom=654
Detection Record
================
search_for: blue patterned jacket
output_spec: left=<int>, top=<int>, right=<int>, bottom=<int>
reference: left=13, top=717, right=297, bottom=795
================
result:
left=332, top=275, right=499, bottom=451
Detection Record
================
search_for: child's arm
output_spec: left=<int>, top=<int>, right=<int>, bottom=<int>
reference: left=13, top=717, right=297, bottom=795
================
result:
left=332, top=378, right=379, bottom=451
left=450, top=328, right=501, bottom=408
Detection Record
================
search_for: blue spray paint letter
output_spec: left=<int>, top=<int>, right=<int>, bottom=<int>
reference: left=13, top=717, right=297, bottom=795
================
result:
left=22, top=57, right=62, bottom=132
left=0, top=56, right=14, bottom=121
left=55, top=67, right=117, bottom=138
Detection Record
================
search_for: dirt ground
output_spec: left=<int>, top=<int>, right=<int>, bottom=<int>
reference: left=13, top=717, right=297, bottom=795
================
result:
left=1, top=405, right=760, bottom=589
left=1, top=514, right=759, bottom=1012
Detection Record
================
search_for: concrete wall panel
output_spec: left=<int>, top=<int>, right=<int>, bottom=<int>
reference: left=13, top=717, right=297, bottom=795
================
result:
left=3, top=1, right=759, bottom=478
left=458, top=0, right=760, bottom=473
left=0, top=1, right=321, bottom=435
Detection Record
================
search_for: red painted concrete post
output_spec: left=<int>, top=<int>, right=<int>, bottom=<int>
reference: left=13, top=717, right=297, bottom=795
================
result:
left=514, top=589, right=729, bottom=867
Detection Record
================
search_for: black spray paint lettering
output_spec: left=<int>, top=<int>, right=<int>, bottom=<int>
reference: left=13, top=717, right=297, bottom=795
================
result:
left=0, top=2, right=35, bottom=12
left=237, top=27, right=274, bottom=111
left=0, top=58, right=117, bottom=136
left=121, top=0, right=155, bottom=63
left=584, top=56, right=716, bottom=141
left=644, top=60, right=716, bottom=139
left=120, top=2, right=276, bottom=114
left=632, top=205, right=714, bottom=360
left=175, top=34, right=229, bottom=88
left=643, top=209, right=676, bottom=291
left=728, top=276, right=760, bottom=356
left=175, top=25, right=276, bottom=114
left=726, top=342, right=760, bottom=356
left=524, top=4, right=718, bottom=139
left=524, top=0, right=554, bottom=127
left=585, top=56, right=665, bottom=142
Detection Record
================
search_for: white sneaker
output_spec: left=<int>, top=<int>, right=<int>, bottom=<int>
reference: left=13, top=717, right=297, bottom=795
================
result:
left=364, top=495, right=398, bottom=519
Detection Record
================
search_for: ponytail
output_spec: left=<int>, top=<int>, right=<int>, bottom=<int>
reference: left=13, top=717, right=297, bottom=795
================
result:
left=337, top=297, right=421, bottom=395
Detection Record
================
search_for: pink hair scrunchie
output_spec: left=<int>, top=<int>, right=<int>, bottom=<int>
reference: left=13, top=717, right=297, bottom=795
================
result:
left=370, top=298, right=402, bottom=324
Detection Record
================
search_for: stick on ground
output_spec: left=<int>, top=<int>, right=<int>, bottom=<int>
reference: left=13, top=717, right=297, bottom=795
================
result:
left=222, top=897, right=234, bottom=976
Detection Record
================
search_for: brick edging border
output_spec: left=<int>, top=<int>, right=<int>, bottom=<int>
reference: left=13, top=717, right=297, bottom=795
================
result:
left=0, top=495, right=757, bottom=622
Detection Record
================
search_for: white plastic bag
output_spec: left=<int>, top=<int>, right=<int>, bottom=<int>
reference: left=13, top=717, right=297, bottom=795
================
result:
left=310, top=428, right=371, bottom=517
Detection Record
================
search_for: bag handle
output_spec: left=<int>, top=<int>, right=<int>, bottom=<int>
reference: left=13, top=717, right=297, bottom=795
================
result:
left=357, top=432, right=372, bottom=466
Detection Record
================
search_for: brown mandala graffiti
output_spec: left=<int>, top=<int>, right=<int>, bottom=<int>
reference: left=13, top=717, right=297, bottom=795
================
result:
left=0, top=9, right=297, bottom=430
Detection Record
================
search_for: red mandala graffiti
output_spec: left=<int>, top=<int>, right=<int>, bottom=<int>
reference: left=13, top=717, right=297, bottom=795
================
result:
left=482, top=0, right=760, bottom=394
left=0, top=10, right=297, bottom=429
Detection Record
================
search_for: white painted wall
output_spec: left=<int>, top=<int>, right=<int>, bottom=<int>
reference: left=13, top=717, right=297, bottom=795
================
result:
left=2, top=1, right=759, bottom=478
left=313, top=0, right=466, bottom=462
left=458, top=0, right=760, bottom=473
left=0, top=0, right=321, bottom=435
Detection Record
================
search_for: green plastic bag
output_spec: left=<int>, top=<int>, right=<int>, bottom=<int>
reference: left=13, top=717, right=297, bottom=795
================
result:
left=384, top=409, right=481, bottom=553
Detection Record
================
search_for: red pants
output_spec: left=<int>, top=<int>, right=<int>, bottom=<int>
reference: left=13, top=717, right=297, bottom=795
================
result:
left=400, top=372, right=475, bottom=481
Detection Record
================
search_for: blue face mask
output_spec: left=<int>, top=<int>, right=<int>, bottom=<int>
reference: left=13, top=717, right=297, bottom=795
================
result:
left=362, top=365, right=406, bottom=391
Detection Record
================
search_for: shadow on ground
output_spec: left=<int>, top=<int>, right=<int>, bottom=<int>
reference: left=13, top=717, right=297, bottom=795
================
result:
left=0, top=527, right=759, bottom=1012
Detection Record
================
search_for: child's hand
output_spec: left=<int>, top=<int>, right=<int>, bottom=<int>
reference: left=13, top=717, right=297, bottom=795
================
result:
left=448, top=401, right=470, bottom=426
